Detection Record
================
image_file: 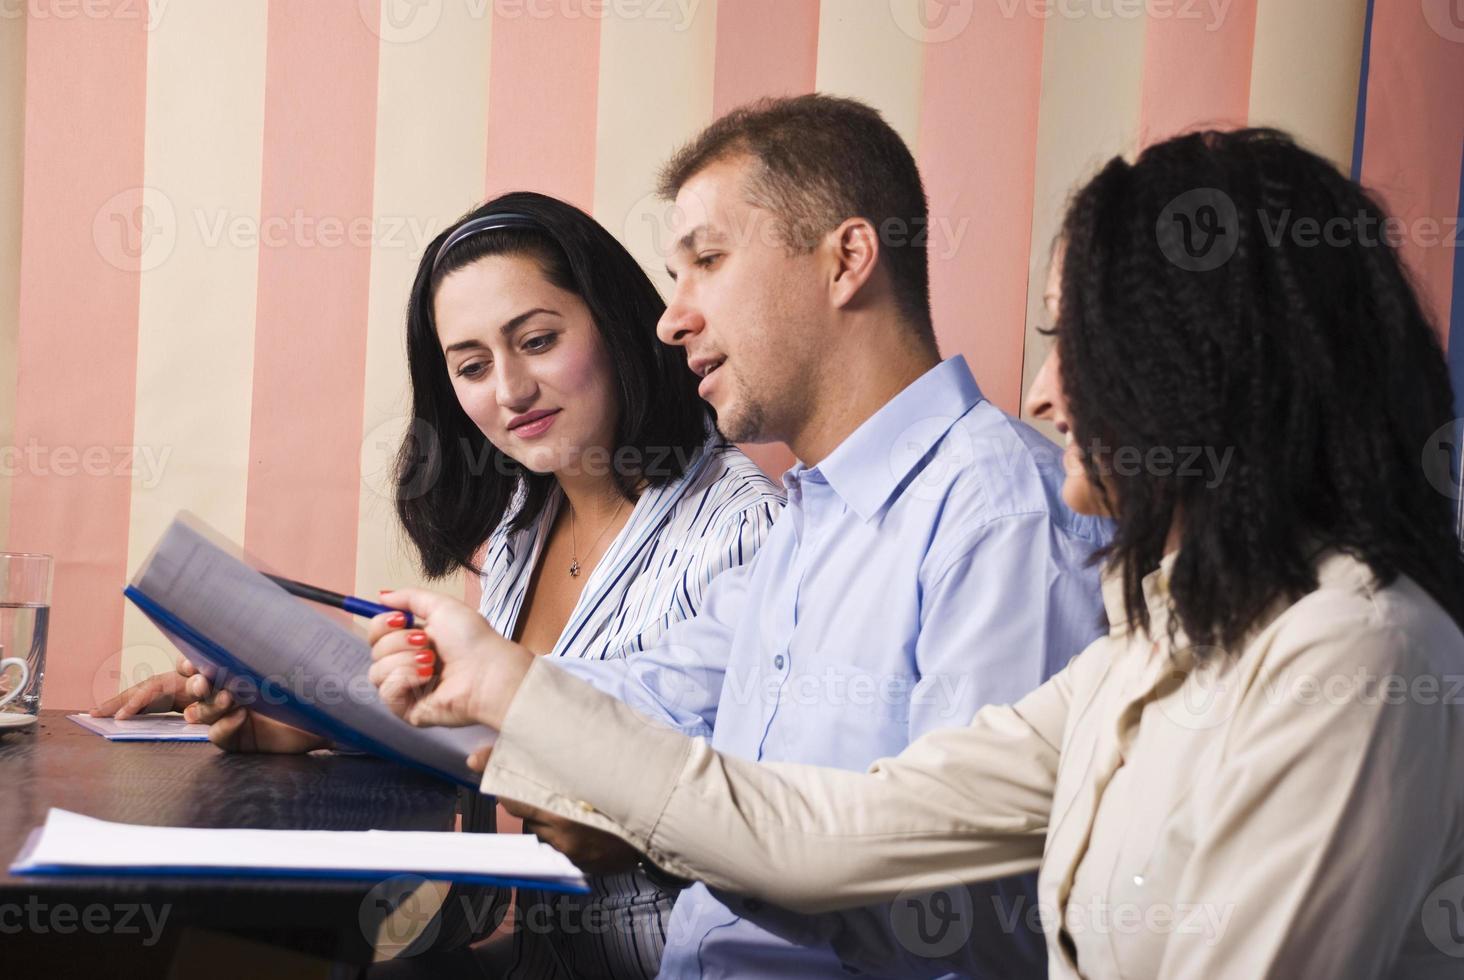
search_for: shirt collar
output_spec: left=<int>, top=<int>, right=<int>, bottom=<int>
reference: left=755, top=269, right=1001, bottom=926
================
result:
left=1101, top=549, right=1185, bottom=647
left=783, top=356, right=984, bottom=522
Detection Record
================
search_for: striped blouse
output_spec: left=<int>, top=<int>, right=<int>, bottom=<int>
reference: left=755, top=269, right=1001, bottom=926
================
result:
left=461, top=435, right=783, bottom=978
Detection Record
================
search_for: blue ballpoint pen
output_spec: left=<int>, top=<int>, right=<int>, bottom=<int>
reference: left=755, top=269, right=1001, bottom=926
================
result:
left=264, top=573, right=414, bottom=628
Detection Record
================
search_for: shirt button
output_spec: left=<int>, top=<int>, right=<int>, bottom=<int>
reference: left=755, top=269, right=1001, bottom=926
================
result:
left=774, top=654, right=785, bottom=670
left=1133, top=874, right=1145, bottom=886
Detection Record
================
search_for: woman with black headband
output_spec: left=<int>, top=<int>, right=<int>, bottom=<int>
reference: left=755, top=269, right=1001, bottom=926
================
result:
left=97, top=192, right=783, bottom=978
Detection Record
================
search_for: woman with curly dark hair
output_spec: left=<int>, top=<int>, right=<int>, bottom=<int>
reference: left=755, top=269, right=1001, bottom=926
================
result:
left=369, top=129, right=1464, bottom=978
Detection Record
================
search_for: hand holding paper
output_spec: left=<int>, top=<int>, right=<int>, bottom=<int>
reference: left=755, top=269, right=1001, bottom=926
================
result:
left=367, top=588, right=536, bottom=732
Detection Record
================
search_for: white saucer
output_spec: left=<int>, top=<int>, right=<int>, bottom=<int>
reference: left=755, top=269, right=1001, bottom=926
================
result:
left=0, top=711, right=37, bottom=732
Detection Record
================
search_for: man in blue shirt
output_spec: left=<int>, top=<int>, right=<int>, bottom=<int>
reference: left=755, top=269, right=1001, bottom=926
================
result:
left=493, top=94, right=1109, bottom=977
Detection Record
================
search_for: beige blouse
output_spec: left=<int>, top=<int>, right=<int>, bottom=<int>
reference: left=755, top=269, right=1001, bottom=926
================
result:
left=482, top=552, right=1464, bottom=978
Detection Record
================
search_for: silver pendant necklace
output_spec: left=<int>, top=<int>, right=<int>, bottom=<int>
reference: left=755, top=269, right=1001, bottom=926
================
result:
left=568, top=497, right=626, bottom=578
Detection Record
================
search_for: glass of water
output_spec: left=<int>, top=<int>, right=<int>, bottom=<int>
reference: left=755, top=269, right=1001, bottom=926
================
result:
left=0, top=553, right=51, bottom=717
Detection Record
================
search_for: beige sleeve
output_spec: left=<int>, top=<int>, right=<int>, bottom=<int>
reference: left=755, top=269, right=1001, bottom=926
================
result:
left=482, top=650, right=1081, bottom=913
left=1156, top=603, right=1461, bottom=979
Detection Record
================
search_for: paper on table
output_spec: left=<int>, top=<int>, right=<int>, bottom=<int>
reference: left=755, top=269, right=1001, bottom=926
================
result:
left=10, top=808, right=589, bottom=893
left=125, top=513, right=495, bottom=787
left=68, top=713, right=210, bottom=741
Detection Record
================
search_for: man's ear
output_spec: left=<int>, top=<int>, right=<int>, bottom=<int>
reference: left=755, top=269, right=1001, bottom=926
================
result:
left=827, top=217, right=880, bottom=311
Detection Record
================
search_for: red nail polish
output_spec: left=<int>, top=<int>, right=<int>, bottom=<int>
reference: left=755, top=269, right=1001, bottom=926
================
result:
left=414, top=651, right=435, bottom=665
left=407, top=632, right=429, bottom=647
left=387, top=612, right=406, bottom=628
left=417, top=665, right=434, bottom=678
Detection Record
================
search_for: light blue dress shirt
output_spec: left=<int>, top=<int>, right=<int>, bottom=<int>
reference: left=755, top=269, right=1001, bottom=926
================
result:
left=550, top=356, right=1110, bottom=978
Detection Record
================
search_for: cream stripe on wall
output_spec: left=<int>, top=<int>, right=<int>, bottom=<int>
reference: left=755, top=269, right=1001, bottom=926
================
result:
left=593, top=0, right=719, bottom=286
left=1019, top=12, right=1148, bottom=421
left=815, top=0, right=925, bottom=153
left=1247, top=0, right=1368, bottom=171
left=117, top=5, right=270, bottom=694
left=354, top=4, right=494, bottom=601
left=0, top=11, right=25, bottom=556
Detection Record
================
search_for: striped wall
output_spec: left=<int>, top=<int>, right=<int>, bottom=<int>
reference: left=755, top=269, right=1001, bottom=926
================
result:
left=0, top=0, right=1458, bottom=709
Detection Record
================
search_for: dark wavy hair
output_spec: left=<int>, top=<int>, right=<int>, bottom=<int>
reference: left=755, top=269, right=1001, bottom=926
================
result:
left=1055, top=127, right=1464, bottom=650
left=396, top=192, right=710, bottom=578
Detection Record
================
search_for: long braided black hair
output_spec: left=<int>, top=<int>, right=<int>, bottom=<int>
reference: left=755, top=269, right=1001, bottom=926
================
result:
left=1055, top=127, right=1464, bottom=650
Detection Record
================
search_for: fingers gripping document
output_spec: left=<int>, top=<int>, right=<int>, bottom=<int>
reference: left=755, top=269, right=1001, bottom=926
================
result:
left=123, top=513, right=494, bottom=787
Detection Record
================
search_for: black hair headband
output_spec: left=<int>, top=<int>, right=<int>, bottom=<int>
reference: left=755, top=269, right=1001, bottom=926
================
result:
left=431, top=212, right=541, bottom=273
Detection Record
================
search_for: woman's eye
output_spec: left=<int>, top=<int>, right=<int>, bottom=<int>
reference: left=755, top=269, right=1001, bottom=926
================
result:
left=695, top=253, right=721, bottom=269
left=457, top=361, right=489, bottom=380
left=523, top=333, right=556, bottom=353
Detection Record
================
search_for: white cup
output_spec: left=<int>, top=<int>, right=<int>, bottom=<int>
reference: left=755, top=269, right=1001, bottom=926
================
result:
left=0, top=657, right=29, bottom=712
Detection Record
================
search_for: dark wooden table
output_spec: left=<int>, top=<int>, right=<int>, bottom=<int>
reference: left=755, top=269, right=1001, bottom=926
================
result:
left=0, top=711, right=460, bottom=977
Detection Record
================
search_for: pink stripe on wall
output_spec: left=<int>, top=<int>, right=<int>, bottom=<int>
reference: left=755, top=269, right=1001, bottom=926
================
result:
left=244, top=2, right=380, bottom=595
left=1139, top=0, right=1259, bottom=145
left=713, top=0, right=821, bottom=117
left=1358, top=1, right=1464, bottom=339
left=485, top=9, right=602, bottom=212
left=711, top=0, right=820, bottom=476
left=919, top=7, right=1046, bottom=416
left=11, top=8, right=149, bottom=709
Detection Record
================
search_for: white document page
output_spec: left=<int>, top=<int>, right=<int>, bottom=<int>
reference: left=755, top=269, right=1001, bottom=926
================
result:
left=11, top=808, right=588, bottom=891
left=68, top=713, right=210, bottom=741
